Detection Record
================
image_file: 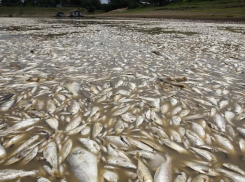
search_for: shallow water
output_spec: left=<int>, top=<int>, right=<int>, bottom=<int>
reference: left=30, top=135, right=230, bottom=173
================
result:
left=0, top=18, right=245, bottom=182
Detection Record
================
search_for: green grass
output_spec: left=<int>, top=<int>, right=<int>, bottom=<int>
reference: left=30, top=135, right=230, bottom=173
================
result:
left=100, top=0, right=245, bottom=20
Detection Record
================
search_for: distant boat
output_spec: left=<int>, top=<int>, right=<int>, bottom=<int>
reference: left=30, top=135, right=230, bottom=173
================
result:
left=70, top=10, right=84, bottom=17
left=55, top=12, right=65, bottom=17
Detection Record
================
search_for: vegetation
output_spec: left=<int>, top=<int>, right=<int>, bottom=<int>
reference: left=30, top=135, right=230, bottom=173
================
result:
left=0, top=0, right=101, bottom=13
left=0, top=0, right=244, bottom=20
left=0, top=6, right=90, bottom=16
left=0, top=0, right=175, bottom=13
left=99, top=0, right=245, bottom=20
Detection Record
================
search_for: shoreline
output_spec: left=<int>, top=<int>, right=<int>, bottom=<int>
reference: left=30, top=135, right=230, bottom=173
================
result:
left=89, top=14, right=245, bottom=23
left=0, top=14, right=245, bottom=23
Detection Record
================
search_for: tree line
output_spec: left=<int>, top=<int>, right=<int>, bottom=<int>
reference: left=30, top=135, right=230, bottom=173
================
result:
left=105, top=0, right=171, bottom=10
left=0, top=0, right=174, bottom=12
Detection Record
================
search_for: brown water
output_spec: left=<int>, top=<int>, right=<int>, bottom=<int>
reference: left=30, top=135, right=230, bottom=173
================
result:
left=0, top=18, right=245, bottom=181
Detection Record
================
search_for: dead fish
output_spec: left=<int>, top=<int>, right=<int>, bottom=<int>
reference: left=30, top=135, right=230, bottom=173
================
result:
left=239, top=138, right=245, bottom=153
left=114, top=119, right=125, bottom=134
left=103, top=170, right=118, bottom=182
left=107, top=144, right=130, bottom=161
left=150, top=110, right=163, bottom=125
left=161, top=139, right=188, bottom=154
left=104, top=136, right=129, bottom=149
left=67, top=124, right=88, bottom=135
left=173, top=172, right=186, bottom=182
left=65, top=81, right=81, bottom=96
left=121, top=112, right=136, bottom=123
left=43, top=142, right=58, bottom=171
left=92, top=123, right=103, bottom=138
left=128, top=150, right=155, bottom=160
left=154, top=154, right=172, bottom=182
left=139, top=139, right=164, bottom=152
left=127, top=137, right=154, bottom=152
left=60, top=139, right=73, bottom=162
left=9, top=135, right=39, bottom=158
left=5, top=140, right=43, bottom=165
left=185, top=162, right=219, bottom=176
left=223, top=163, right=245, bottom=176
left=136, top=115, right=145, bottom=127
left=0, top=169, right=39, bottom=181
left=22, top=146, right=38, bottom=164
left=151, top=127, right=169, bottom=139
left=90, top=106, right=100, bottom=118
left=225, top=111, right=235, bottom=125
left=192, top=174, right=209, bottom=182
left=112, top=105, right=130, bottom=116
left=107, top=155, right=136, bottom=169
left=185, top=130, right=204, bottom=147
left=135, top=156, right=153, bottom=182
left=213, top=134, right=234, bottom=152
left=46, top=100, right=56, bottom=114
left=0, top=99, right=15, bottom=111
left=190, top=147, right=217, bottom=162
left=191, top=123, right=205, bottom=139
left=69, top=100, right=80, bottom=115
left=219, top=100, right=229, bottom=110
left=216, top=168, right=245, bottom=182
left=161, top=104, right=169, bottom=114
left=45, top=117, right=59, bottom=130
left=65, top=114, right=82, bottom=132
left=237, top=127, right=245, bottom=138
left=78, top=138, right=100, bottom=155
left=234, top=103, right=243, bottom=114
left=183, top=113, right=207, bottom=121
left=37, top=177, right=51, bottom=182
left=0, top=118, right=40, bottom=137
left=0, top=144, right=6, bottom=160
left=214, top=114, right=226, bottom=132
left=67, top=148, right=98, bottom=182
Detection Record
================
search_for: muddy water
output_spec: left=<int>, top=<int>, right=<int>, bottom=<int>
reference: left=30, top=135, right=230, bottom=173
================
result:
left=0, top=18, right=245, bottom=181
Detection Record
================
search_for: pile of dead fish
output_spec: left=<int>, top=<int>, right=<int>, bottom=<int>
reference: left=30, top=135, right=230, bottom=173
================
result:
left=0, top=75, right=245, bottom=182
left=0, top=18, right=245, bottom=182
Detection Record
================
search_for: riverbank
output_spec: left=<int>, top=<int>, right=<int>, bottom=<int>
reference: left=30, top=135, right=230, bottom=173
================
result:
left=0, top=7, right=89, bottom=17
left=93, top=0, right=245, bottom=21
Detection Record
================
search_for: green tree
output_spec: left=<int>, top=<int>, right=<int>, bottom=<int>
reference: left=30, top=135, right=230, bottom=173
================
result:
left=108, top=0, right=141, bottom=9
left=1, top=0, right=22, bottom=6
left=127, top=0, right=141, bottom=8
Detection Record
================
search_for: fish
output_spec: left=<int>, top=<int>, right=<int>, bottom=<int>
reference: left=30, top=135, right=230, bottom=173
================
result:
left=78, top=138, right=100, bottom=155
left=103, top=170, right=118, bottom=182
left=0, top=169, right=39, bottom=181
left=43, top=142, right=58, bottom=171
left=0, top=99, right=15, bottom=111
left=135, top=156, right=153, bottom=182
left=65, top=114, right=82, bottom=132
left=107, top=155, right=136, bottom=169
left=216, top=168, right=245, bottom=182
left=154, top=154, right=172, bottom=182
left=0, top=118, right=40, bottom=137
left=45, top=118, right=59, bottom=130
left=67, top=148, right=98, bottom=182
left=191, top=174, right=209, bottom=182
left=65, top=82, right=81, bottom=96
left=173, top=172, right=186, bottom=182
left=37, top=177, right=51, bottom=182
left=60, top=139, right=73, bottom=162
left=0, top=144, right=6, bottom=160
